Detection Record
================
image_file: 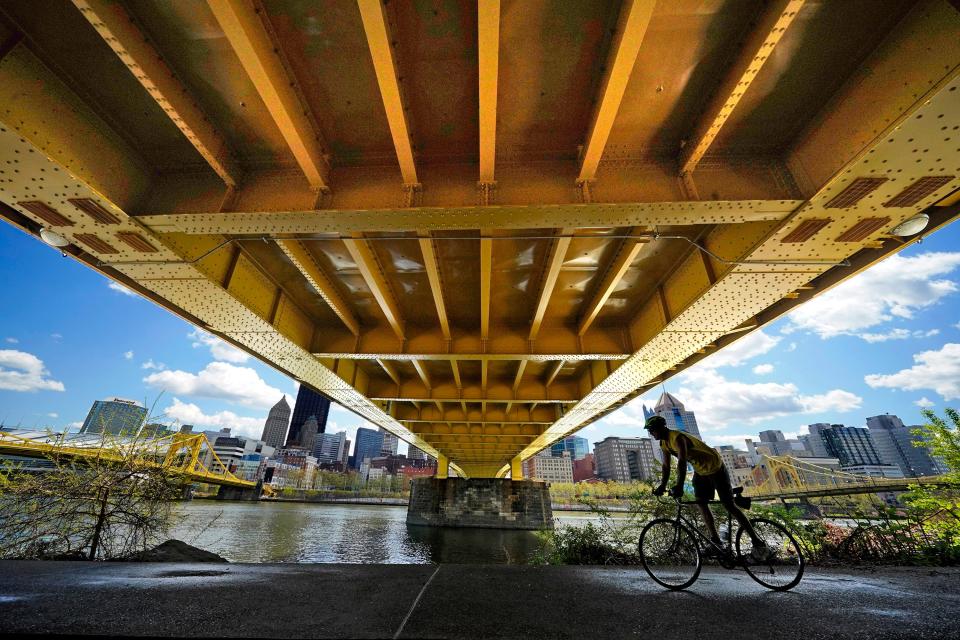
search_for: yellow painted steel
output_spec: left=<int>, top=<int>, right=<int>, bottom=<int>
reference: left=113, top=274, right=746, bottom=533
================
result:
left=0, top=1, right=958, bottom=480
left=0, top=431, right=254, bottom=489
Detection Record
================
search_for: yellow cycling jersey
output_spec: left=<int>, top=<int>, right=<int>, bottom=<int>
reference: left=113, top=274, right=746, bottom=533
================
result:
left=660, top=430, right=723, bottom=476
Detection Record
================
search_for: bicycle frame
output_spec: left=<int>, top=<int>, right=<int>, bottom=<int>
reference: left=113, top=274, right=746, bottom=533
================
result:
left=660, top=495, right=737, bottom=557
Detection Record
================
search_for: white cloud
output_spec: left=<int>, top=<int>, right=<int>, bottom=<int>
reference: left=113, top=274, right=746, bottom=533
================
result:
left=865, top=343, right=960, bottom=401
left=162, top=398, right=265, bottom=439
left=752, top=364, right=774, bottom=375
left=50, top=333, right=62, bottom=341
left=123, top=350, right=134, bottom=360
left=188, top=329, right=250, bottom=364
left=0, top=350, right=65, bottom=392
left=698, top=329, right=781, bottom=369
left=108, top=281, right=137, bottom=297
left=674, top=366, right=861, bottom=431
left=47, top=412, right=58, bottom=418
left=5, top=337, right=18, bottom=344
left=66, top=421, right=82, bottom=431
left=785, top=252, right=960, bottom=339
left=914, top=397, right=935, bottom=408
left=144, top=361, right=288, bottom=409
left=141, top=359, right=166, bottom=371
left=955, top=322, right=960, bottom=330
left=786, top=342, right=797, bottom=352
left=859, top=328, right=940, bottom=343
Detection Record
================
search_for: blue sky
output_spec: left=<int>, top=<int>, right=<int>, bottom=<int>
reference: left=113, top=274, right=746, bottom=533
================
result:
left=1, top=219, right=958, bottom=456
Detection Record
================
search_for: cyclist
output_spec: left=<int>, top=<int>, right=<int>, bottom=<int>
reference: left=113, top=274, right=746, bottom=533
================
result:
left=645, top=415, right=770, bottom=561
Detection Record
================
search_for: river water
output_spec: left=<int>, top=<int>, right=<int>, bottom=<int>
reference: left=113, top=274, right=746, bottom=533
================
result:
left=170, top=500, right=601, bottom=564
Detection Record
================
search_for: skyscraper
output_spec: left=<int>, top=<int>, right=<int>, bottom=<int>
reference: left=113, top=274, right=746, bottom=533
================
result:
left=286, top=385, right=331, bottom=447
left=79, top=398, right=148, bottom=436
left=550, top=435, right=589, bottom=460
left=300, top=415, right=320, bottom=454
left=313, top=430, right=348, bottom=466
left=866, top=414, right=949, bottom=477
left=260, top=397, right=291, bottom=449
left=643, top=392, right=701, bottom=439
left=379, top=428, right=399, bottom=456
left=352, top=427, right=384, bottom=469
left=807, top=423, right=883, bottom=467
left=407, top=445, right=426, bottom=461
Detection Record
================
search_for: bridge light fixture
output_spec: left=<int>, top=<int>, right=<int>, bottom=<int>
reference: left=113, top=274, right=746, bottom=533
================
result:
left=890, top=213, right=929, bottom=237
left=39, top=228, right=70, bottom=248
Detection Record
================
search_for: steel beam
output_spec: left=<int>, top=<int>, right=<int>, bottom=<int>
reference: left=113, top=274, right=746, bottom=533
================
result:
left=207, top=0, right=329, bottom=190
left=277, top=239, right=360, bottom=336
left=342, top=236, right=405, bottom=340
left=418, top=232, right=450, bottom=339
left=577, top=231, right=648, bottom=336
left=577, top=0, right=655, bottom=182
left=357, top=0, right=418, bottom=185
left=142, top=200, right=797, bottom=235
left=680, top=0, right=805, bottom=175
left=478, top=0, right=500, bottom=182
left=529, top=230, right=573, bottom=341
left=544, top=360, right=565, bottom=388
left=480, top=236, right=492, bottom=340
left=73, top=0, right=240, bottom=187
left=376, top=358, right=401, bottom=387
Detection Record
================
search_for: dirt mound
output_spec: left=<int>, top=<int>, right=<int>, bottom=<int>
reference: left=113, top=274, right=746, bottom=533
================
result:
left=122, top=540, right=228, bottom=563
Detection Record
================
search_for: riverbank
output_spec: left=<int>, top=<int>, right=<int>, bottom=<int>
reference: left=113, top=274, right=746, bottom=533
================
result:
left=2, top=561, right=957, bottom=638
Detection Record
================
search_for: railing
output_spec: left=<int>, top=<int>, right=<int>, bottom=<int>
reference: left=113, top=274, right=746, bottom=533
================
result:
left=0, top=429, right=254, bottom=488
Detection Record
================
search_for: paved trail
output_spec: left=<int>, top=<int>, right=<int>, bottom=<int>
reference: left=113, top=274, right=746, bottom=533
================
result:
left=0, top=561, right=957, bottom=638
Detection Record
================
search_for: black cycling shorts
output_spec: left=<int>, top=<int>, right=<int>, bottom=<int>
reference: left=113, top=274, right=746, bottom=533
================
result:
left=692, top=465, right=733, bottom=504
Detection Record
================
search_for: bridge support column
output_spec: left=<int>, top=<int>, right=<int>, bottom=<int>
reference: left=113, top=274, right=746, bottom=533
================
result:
left=216, top=482, right=262, bottom=501
left=407, top=478, right=553, bottom=529
left=510, top=456, right=523, bottom=479
left=436, top=455, right=449, bottom=479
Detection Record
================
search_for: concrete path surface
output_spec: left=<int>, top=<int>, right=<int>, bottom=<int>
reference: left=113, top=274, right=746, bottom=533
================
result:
left=0, top=561, right=957, bottom=639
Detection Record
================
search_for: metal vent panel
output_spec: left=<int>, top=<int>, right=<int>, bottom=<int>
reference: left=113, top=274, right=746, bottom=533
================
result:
left=17, top=201, right=73, bottom=227
left=780, top=218, right=832, bottom=243
left=836, top=217, right=891, bottom=242
left=74, top=233, right=119, bottom=254
left=69, top=198, right=121, bottom=224
left=116, top=231, right=158, bottom=253
left=823, top=177, right=887, bottom=209
left=883, top=176, right=955, bottom=207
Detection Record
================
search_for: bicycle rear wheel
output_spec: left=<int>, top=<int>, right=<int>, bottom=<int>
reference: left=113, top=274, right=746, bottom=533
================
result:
left=639, top=518, right=702, bottom=591
left=736, top=518, right=804, bottom=591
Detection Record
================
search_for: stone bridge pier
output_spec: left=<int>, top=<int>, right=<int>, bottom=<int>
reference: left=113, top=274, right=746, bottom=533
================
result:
left=406, top=478, right=553, bottom=529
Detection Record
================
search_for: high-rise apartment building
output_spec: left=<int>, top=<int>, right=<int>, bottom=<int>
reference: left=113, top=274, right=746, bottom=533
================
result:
left=523, top=451, right=573, bottom=483
left=379, top=428, right=399, bottom=456
left=643, top=392, right=701, bottom=439
left=550, top=435, right=589, bottom=460
left=352, top=427, right=384, bottom=469
left=866, top=414, right=949, bottom=477
left=286, top=386, right=331, bottom=447
left=594, top=437, right=659, bottom=483
left=313, top=430, right=348, bottom=466
left=260, top=396, right=291, bottom=449
left=807, top=423, right=883, bottom=467
left=79, top=398, right=148, bottom=436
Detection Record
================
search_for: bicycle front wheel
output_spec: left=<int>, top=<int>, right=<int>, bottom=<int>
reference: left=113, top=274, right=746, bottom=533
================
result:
left=736, top=517, right=805, bottom=591
left=639, top=518, right=702, bottom=591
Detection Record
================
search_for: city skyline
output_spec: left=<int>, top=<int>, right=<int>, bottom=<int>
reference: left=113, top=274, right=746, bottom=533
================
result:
left=1, top=220, right=958, bottom=459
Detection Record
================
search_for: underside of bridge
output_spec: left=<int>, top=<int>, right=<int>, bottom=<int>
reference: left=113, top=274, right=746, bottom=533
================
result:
left=1, top=0, right=959, bottom=478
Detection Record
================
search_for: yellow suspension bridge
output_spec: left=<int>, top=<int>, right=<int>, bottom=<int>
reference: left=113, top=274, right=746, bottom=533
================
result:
left=745, top=455, right=947, bottom=501
left=0, top=429, right=255, bottom=490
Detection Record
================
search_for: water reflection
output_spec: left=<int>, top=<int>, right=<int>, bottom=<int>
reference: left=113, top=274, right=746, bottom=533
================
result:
left=170, top=501, right=547, bottom=564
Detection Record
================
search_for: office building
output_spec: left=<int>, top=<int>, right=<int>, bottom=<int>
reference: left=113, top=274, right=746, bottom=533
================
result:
left=866, top=414, right=949, bottom=477
left=747, top=431, right=810, bottom=459
left=300, top=415, right=320, bottom=454
left=643, top=392, right=701, bottom=439
left=572, top=453, right=595, bottom=482
left=407, top=445, right=426, bottom=461
left=313, top=430, right=348, bottom=466
left=799, top=425, right=832, bottom=458
left=211, top=434, right=275, bottom=479
left=550, top=435, right=589, bottom=460
left=806, top=423, right=883, bottom=468
left=79, top=398, right=148, bottom=436
left=352, top=427, right=384, bottom=469
left=287, top=385, right=331, bottom=447
left=523, top=451, right=574, bottom=483
left=594, top=436, right=658, bottom=483
left=260, top=396, right=291, bottom=449
left=379, top=428, right=399, bottom=456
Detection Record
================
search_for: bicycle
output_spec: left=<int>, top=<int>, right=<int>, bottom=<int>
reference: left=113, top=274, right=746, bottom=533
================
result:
left=638, top=487, right=805, bottom=591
